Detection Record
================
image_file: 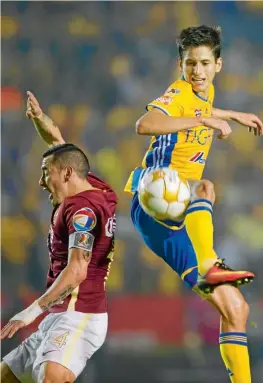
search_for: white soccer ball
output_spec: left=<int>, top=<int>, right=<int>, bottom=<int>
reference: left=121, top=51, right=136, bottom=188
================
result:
left=138, top=168, right=191, bottom=221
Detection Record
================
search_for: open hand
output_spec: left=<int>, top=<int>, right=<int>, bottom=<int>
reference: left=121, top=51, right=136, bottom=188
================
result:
left=233, top=112, right=263, bottom=136
left=26, top=91, right=43, bottom=120
left=0, top=319, right=26, bottom=340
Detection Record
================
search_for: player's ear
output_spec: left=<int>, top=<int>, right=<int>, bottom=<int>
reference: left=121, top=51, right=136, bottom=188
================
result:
left=215, top=57, right=222, bottom=73
left=64, top=166, right=73, bottom=182
left=178, top=57, right=183, bottom=72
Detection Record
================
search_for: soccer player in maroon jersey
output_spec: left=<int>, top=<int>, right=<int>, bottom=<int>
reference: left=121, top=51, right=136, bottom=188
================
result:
left=1, top=98, right=117, bottom=382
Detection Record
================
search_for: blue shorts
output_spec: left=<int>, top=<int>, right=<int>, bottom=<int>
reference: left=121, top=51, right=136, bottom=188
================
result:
left=131, top=192, right=199, bottom=288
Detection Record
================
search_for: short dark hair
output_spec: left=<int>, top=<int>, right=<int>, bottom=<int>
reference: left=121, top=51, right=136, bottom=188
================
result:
left=177, top=25, right=222, bottom=60
left=43, top=144, right=90, bottom=179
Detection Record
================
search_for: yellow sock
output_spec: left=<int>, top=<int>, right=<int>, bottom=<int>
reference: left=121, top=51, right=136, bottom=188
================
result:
left=184, top=199, right=217, bottom=276
left=219, top=332, right=251, bottom=383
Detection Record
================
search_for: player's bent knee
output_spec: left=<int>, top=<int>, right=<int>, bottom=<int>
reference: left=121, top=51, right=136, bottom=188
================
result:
left=190, top=179, right=215, bottom=204
left=38, top=361, right=75, bottom=383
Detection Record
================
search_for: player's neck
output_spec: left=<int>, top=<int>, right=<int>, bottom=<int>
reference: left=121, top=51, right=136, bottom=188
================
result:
left=194, top=90, right=208, bottom=101
left=64, top=180, right=97, bottom=199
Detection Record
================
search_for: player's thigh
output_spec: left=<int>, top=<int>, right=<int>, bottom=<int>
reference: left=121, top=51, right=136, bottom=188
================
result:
left=0, top=362, right=20, bottom=383
left=2, top=327, right=44, bottom=380
left=130, top=192, right=170, bottom=237
left=131, top=193, right=199, bottom=288
left=195, top=284, right=249, bottom=328
left=38, top=361, right=75, bottom=383
left=33, top=311, right=108, bottom=381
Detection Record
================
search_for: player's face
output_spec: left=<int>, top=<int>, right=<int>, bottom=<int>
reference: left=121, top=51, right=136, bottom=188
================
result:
left=39, top=156, right=65, bottom=206
left=179, top=45, right=222, bottom=97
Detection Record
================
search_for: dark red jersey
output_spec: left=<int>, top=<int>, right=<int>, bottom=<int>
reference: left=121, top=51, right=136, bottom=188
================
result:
left=46, top=173, right=117, bottom=314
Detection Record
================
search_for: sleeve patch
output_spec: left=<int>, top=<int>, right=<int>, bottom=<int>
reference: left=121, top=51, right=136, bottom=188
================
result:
left=165, top=87, right=180, bottom=95
left=69, top=231, right=95, bottom=251
left=72, top=207, right=97, bottom=232
left=155, top=96, right=173, bottom=105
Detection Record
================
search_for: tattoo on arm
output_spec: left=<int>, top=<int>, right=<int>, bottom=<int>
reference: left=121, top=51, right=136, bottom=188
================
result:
left=39, top=285, right=75, bottom=311
left=43, top=113, right=58, bottom=129
left=82, top=251, right=92, bottom=262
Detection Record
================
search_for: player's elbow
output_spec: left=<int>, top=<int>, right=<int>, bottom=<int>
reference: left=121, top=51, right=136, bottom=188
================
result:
left=136, top=116, right=151, bottom=135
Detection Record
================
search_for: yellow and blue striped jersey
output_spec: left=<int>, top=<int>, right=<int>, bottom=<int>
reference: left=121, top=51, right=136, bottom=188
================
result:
left=125, top=77, right=215, bottom=194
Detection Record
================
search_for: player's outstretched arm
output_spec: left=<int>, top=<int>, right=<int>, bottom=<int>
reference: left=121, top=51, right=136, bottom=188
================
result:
left=26, top=91, right=66, bottom=147
left=137, top=108, right=232, bottom=139
left=136, top=108, right=204, bottom=135
left=212, top=108, right=263, bottom=136
left=36, top=247, right=91, bottom=311
left=0, top=248, right=90, bottom=339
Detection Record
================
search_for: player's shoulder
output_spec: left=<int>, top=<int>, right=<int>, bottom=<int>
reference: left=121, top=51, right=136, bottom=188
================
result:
left=64, top=189, right=116, bottom=216
left=61, top=194, right=100, bottom=233
left=164, top=77, right=192, bottom=98
left=63, top=191, right=100, bottom=212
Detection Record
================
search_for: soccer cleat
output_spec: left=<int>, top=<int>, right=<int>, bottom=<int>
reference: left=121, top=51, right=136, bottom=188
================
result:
left=197, top=259, right=255, bottom=294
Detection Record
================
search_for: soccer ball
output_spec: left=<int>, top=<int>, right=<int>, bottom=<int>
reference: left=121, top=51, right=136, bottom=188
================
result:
left=138, top=168, right=191, bottom=221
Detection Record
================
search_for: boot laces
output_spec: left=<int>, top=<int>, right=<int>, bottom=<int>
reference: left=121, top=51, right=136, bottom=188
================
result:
left=215, top=259, right=233, bottom=271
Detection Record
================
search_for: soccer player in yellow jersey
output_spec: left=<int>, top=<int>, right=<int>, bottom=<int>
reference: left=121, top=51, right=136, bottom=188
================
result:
left=125, top=26, right=263, bottom=383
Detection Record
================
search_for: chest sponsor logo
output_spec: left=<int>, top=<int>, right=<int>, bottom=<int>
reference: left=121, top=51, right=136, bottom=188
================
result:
left=189, top=151, right=206, bottom=165
left=185, top=128, right=213, bottom=145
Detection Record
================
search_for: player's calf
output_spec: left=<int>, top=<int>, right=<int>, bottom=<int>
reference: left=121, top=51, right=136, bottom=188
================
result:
left=206, top=285, right=251, bottom=383
left=187, top=180, right=255, bottom=293
left=206, top=284, right=250, bottom=331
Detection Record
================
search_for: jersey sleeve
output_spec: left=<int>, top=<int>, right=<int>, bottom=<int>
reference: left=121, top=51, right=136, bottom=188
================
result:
left=63, top=198, right=99, bottom=252
left=146, top=84, right=184, bottom=117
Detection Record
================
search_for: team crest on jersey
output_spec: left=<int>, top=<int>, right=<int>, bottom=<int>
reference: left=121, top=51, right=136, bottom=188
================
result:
left=156, top=96, right=173, bottom=105
left=189, top=151, right=206, bottom=165
left=166, top=87, right=180, bottom=95
left=73, top=207, right=97, bottom=232
left=195, top=108, right=202, bottom=117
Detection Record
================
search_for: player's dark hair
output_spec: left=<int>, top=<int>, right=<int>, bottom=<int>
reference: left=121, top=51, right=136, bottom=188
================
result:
left=43, top=144, right=90, bottom=179
left=177, top=25, right=222, bottom=60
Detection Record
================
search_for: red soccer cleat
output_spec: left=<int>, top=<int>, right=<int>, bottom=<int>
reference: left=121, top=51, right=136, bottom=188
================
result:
left=197, top=259, right=255, bottom=294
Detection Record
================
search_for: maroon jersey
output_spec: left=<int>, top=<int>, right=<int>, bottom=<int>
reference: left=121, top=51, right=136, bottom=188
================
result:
left=47, top=173, right=117, bottom=314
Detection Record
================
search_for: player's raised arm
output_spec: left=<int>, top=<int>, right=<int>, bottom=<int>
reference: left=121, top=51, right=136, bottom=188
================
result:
left=136, top=108, right=232, bottom=139
left=26, top=91, right=65, bottom=147
left=212, top=107, right=263, bottom=136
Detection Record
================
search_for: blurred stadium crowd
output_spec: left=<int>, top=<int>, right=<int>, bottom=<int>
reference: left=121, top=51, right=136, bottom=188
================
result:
left=1, top=2, right=263, bottom=382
